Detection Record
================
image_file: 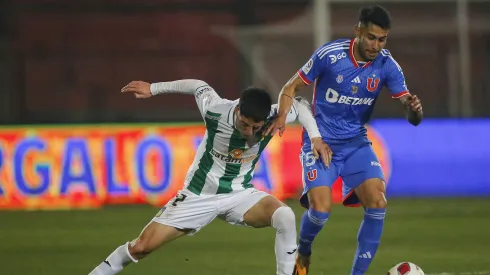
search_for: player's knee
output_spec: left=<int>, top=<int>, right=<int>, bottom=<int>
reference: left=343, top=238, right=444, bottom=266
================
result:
left=129, top=238, right=155, bottom=258
left=271, top=206, right=296, bottom=233
left=365, top=195, right=387, bottom=209
left=309, top=196, right=332, bottom=212
left=308, top=187, right=332, bottom=212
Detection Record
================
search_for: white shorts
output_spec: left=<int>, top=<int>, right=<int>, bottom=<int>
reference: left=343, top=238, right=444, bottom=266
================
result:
left=152, top=188, right=270, bottom=235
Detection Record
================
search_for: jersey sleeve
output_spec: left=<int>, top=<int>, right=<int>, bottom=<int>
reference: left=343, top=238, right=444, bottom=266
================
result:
left=384, top=55, right=410, bottom=99
left=150, top=79, right=226, bottom=119
left=194, top=84, right=226, bottom=118
left=270, top=97, right=321, bottom=139
left=297, top=46, right=328, bottom=85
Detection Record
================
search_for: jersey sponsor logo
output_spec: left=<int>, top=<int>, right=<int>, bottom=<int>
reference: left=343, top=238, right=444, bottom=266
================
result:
left=329, top=52, right=347, bottom=64
left=209, top=148, right=257, bottom=164
left=325, top=88, right=374, bottom=105
left=367, top=77, right=380, bottom=92
left=302, top=58, right=314, bottom=74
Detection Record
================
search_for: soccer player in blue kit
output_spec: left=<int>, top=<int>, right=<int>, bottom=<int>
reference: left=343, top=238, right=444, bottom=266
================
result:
left=265, top=5, right=424, bottom=275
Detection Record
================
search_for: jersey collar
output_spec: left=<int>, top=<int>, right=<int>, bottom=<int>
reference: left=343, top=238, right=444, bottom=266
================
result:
left=349, top=39, right=372, bottom=68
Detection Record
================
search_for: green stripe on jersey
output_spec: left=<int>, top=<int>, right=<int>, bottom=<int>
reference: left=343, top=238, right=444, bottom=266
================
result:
left=242, top=135, right=273, bottom=188
left=216, top=128, right=247, bottom=194
left=187, top=111, right=221, bottom=195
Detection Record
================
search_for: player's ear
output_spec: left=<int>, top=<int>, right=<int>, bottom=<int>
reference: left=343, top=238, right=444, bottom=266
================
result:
left=354, top=22, right=361, bottom=39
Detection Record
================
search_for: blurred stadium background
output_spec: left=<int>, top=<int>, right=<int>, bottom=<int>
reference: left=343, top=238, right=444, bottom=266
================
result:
left=0, top=0, right=489, bottom=274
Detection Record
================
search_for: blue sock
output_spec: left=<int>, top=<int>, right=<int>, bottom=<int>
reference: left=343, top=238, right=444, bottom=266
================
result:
left=298, top=208, right=330, bottom=256
left=351, top=208, right=386, bottom=275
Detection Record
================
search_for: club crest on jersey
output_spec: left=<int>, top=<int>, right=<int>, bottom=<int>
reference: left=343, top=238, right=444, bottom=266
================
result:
left=307, top=169, right=318, bottom=181
left=229, top=148, right=244, bottom=159
left=336, top=75, right=343, bottom=84
left=367, top=75, right=380, bottom=92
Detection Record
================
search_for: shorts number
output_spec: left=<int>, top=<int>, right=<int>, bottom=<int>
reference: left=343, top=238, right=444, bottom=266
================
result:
left=304, top=152, right=316, bottom=167
left=171, top=193, right=187, bottom=206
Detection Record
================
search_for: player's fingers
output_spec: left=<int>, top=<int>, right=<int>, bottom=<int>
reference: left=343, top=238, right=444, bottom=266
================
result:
left=313, top=147, right=319, bottom=160
left=321, top=149, right=329, bottom=168
left=123, top=82, right=137, bottom=90
left=327, top=148, right=333, bottom=167
left=264, top=123, right=275, bottom=136
left=124, top=87, right=139, bottom=94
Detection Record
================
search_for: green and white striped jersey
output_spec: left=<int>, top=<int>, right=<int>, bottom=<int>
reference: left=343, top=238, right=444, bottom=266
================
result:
left=150, top=79, right=321, bottom=195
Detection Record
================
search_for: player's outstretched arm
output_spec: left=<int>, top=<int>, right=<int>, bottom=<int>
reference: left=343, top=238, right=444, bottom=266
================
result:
left=398, top=94, right=423, bottom=126
left=121, top=79, right=223, bottom=118
left=264, top=73, right=308, bottom=137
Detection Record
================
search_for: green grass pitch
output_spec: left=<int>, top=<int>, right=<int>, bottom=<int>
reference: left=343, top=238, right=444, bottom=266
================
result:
left=1, top=198, right=489, bottom=275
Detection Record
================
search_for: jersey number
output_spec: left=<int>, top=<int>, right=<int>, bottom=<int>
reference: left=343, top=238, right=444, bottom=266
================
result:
left=171, top=193, right=188, bottom=206
left=304, top=152, right=316, bottom=167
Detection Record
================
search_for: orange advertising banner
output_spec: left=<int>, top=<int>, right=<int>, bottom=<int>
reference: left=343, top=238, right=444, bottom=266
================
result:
left=0, top=124, right=389, bottom=210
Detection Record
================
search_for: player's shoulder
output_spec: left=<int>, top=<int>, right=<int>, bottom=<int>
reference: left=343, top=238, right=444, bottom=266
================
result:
left=314, top=38, right=351, bottom=65
left=206, top=98, right=235, bottom=116
left=378, top=49, right=402, bottom=70
left=317, top=38, right=351, bottom=51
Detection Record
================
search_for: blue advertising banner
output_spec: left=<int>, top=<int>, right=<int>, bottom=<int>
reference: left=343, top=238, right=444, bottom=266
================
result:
left=370, top=119, right=490, bottom=197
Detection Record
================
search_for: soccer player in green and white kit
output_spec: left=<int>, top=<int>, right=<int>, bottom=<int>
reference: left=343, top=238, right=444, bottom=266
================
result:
left=88, top=79, right=332, bottom=275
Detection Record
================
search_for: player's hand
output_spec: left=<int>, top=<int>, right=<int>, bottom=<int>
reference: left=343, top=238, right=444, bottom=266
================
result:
left=264, top=115, right=287, bottom=137
left=311, top=137, right=332, bottom=168
left=407, top=94, right=422, bottom=113
left=121, top=81, right=152, bottom=99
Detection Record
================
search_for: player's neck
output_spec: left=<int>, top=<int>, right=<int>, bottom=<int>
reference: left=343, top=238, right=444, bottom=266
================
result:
left=353, top=40, right=369, bottom=63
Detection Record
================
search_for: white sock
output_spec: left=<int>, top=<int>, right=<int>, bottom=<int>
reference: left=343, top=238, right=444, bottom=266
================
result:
left=88, top=242, right=138, bottom=275
left=271, top=206, right=298, bottom=275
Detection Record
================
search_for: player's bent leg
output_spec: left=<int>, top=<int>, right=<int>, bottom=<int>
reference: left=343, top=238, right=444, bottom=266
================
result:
left=129, top=221, right=188, bottom=260
left=297, top=147, right=339, bottom=275
left=351, top=178, right=387, bottom=275
left=298, top=186, right=332, bottom=258
left=89, top=189, right=217, bottom=275
left=242, top=194, right=285, bottom=227
left=242, top=195, right=297, bottom=275
left=88, top=222, right=187, bottom=275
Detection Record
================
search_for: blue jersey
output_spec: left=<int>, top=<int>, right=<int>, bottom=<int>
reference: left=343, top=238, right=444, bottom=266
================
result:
left=298, top=38, right=409, bottom=142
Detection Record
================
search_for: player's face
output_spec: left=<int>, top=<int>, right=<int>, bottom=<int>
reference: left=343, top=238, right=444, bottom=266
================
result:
left=235, top=112, right=264, bottom=139
left=357, top=23, right=389, bottom=61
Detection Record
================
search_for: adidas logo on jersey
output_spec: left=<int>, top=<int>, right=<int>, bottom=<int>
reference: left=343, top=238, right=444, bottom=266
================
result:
left=351, top=76, right=361, bottom=83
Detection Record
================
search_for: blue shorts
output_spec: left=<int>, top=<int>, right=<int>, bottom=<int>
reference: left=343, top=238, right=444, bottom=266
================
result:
left=300, top=136, right=385, bottom=208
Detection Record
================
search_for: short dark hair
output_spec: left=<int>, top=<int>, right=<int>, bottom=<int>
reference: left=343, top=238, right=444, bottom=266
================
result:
left=239, top=87, right=272, bottom=122
left=359, top=5, right=391, bottom=30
